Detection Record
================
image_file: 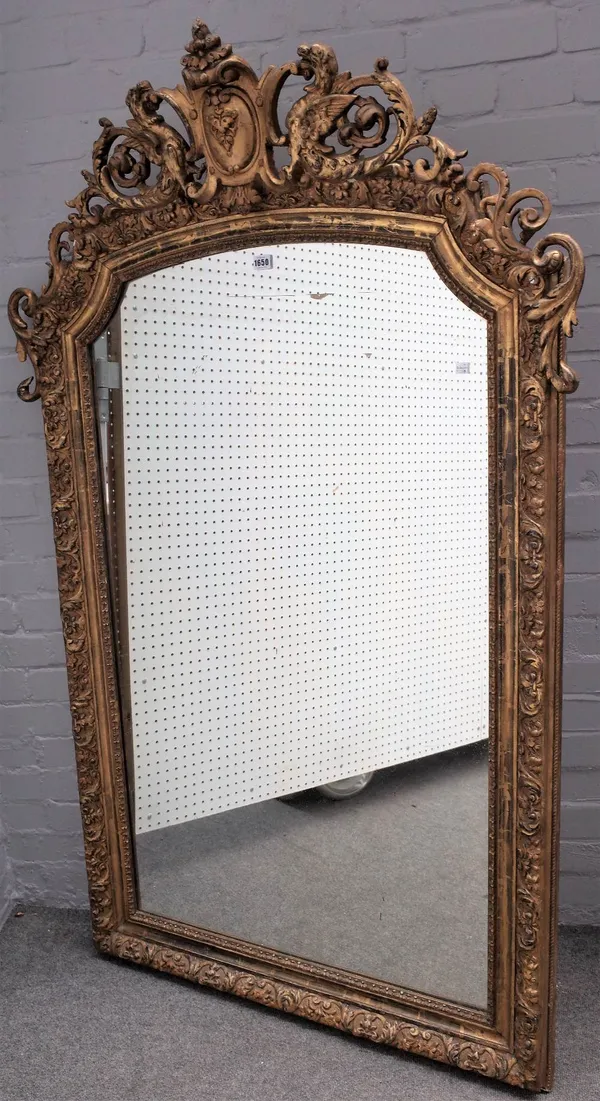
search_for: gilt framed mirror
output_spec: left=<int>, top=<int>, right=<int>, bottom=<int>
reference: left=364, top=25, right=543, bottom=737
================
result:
left=8, top=21, right=585, bottom=1092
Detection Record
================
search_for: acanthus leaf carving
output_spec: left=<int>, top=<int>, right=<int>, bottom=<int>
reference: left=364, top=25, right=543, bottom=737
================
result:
left=104, top=932, right=524, bottom=1087
left=8, top=25, right=583, bottom=402
left=6, top=25, right=584, bottom=1092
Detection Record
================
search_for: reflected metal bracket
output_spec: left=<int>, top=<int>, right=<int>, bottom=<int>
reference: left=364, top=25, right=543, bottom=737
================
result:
left=95, top=357, right=121, bottom=393
left=94, top=330, right=121, bottom=430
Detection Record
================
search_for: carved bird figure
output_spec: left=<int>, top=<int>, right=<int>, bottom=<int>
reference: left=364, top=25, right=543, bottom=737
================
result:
left=285, top=44, right=359, bottom=175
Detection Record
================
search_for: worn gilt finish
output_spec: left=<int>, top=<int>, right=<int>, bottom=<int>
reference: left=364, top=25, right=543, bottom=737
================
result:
left=8, top=23, right=584, bottom=1093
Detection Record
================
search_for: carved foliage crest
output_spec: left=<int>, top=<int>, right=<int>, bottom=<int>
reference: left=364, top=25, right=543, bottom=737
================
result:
left=9, top=20, right=583, bottom=399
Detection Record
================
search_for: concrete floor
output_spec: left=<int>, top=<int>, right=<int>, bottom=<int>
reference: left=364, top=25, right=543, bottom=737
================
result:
left=137, top=742, right=489, bottom=1007
left=0, top=908, right=598, bottom=1101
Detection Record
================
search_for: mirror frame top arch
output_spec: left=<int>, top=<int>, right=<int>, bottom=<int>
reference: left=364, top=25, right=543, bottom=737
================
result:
left=8, top=20, right=585, bottom=1093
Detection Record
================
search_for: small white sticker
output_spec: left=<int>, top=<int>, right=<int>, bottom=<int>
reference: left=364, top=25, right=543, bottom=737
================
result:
left=252, top=254, right=273, bottom=270
left=456, top=362, right=470, bottom=374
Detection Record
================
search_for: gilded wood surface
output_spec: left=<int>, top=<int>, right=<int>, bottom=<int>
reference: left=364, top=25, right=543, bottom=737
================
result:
left=98, top=930, right=523, bottom=1086
left=7, top=23, right=584, bottom=1092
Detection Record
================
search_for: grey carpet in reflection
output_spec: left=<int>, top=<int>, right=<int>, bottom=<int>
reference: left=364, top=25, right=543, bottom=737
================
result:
left=136, top=741, right=489, bottom=1008
left=1, top=908, right=598, bottom=1101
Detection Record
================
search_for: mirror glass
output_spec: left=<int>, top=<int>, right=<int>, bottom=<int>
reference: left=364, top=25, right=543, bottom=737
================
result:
left=95, top=241, right=490, bottom=1008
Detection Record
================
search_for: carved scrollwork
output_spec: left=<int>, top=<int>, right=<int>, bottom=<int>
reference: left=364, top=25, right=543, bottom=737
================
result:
left=460, top=166, right=583, bottom=391
left=103, top=932, right=523, bottom=1087
left=514, top=288, right=554, bottom=1083
left=8, top=22, right=583, bottom=402
left=7, top=25, right=584, bottom=1091
left=283, top=43, right=462, bottom=187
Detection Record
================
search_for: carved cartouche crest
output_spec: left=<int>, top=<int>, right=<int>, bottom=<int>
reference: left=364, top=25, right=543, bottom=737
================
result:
left=9, top=21, right=583, bottom=400
left=6, top=24, right=584, bottom=1092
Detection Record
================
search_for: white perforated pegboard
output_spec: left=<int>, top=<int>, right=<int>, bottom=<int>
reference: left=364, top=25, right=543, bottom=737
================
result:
left=119, top=243, right=489, bottom=834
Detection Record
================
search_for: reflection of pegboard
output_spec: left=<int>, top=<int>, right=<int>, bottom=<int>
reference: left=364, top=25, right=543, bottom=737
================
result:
left=119, top=243, right=489, bottom=834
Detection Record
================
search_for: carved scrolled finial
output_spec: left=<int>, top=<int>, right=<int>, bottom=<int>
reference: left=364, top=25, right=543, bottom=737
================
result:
left=551, top=360, right=579, bottom=393
left=527, top=231, right=585, bottom=393
left=416, top=106, right=438, bottom=136
left=181, top=20, right=232, bottom=88
left=8, top=286, right=42, bottom=401
left=17, top=375, right=41, bottom=403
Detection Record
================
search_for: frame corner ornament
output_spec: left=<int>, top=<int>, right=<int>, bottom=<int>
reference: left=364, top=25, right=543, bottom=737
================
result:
left=6, top=25, right=585, bottom=1093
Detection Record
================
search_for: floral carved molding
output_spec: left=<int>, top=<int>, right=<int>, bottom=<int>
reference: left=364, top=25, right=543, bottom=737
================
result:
left=7, top=23, right=584, bottom=1092
left=99, top=931, right=523, bottom=1086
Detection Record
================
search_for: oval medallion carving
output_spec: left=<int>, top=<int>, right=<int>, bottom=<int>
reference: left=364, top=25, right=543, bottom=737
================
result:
left=203, top=90, right=258, bottom=174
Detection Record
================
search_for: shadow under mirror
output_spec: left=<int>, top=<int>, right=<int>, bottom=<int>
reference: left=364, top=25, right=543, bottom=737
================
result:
left=94, top=241, right=490, bottom=1010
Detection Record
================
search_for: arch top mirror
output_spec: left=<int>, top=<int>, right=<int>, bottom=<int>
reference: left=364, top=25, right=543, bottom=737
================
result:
left=8, top=19, right=584, bottom=1093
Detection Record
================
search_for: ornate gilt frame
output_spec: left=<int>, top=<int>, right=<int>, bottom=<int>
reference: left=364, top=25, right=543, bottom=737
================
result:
left=8, top=23, right=584, bottom=1092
